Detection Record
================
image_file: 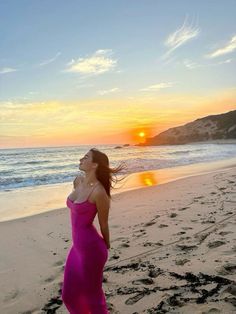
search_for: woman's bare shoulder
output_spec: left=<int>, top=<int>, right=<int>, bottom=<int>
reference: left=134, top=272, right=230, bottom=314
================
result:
left=95, top=183, right=110, bottom=202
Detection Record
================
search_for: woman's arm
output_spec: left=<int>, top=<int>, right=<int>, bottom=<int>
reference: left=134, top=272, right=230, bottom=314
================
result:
left=95, top=190, right=111, bottom=249
left=100, top=225, right=110, bottom=249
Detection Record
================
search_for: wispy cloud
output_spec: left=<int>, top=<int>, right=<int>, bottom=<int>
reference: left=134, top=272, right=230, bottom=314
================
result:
left=28, top=91, right=39, bottom=95
left=64, top=49, right=117, bottom=75
left=182, top=59, right=200, bottom=69
left=215, top=59, right=232, bottom=65
left=98, top=87, right=121, bottom=95
left=0, top=67, right=17, bottom=74
left=37, top=52, right=61, bottom=67
left=140, top=82, right=174, bottom=92
left=206, top=35, right=236, bottom=58
left=182, top=58, right=232, bottom=69
left=162, top=15, right=200, bottom=59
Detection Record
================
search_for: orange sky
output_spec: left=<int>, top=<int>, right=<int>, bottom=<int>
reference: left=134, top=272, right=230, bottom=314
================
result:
left=0, top=88, right=235, bottom=149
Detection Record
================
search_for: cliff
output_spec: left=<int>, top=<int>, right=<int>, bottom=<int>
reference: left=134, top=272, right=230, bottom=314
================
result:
left=140, top=109, right=236, bottom=146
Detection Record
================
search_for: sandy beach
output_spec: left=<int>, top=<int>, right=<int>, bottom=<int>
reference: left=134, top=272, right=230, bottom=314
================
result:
left=1, top=163, right=236, bottom=313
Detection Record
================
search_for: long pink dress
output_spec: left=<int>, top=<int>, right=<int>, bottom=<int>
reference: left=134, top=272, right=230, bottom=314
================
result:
left=61, top=183, right=109, bottom=314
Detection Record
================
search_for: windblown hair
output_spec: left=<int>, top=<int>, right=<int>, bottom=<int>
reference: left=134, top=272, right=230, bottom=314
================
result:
left=90, top=147, right=128, bottom=199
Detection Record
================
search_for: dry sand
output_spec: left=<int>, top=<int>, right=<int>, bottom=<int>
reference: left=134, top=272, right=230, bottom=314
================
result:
left=0, top=165, right=236, bottom=313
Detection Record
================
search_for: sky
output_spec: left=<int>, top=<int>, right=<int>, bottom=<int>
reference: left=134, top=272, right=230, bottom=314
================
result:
left=0, top=0, right=236, bottom=149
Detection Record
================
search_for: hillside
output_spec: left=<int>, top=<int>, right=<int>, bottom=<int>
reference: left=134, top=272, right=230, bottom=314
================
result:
left=139, top=109, right=236, bottom=146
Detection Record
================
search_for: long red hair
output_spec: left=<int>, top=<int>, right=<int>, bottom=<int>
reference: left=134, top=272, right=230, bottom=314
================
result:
left=90, top=148, right=127, bottom=199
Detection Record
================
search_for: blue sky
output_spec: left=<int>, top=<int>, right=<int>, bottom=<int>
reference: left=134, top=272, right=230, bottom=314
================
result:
left=0, top=1, right=236, bottom=148
left=1, top=0, right=235, bottom=101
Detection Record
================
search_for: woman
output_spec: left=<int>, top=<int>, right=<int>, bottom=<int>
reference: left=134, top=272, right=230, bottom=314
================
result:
left=61, top=147, right=126, bottom=313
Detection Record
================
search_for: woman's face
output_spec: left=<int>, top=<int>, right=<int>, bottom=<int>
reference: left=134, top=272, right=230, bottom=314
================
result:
left=79, top=150, right=97, bottom=171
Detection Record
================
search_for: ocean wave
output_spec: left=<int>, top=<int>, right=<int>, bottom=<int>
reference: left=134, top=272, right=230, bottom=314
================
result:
left=1, top=143, right=236, bottom=191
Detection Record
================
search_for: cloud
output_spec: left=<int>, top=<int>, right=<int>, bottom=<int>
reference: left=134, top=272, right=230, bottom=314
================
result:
left=162, top=15, right=200, bottom=59
left=206, top=35, right=236, bottom=58
left=0, top=67, right=17, bottom=74
left=98, top=87, right=121, bottom=95
left=182, top=58, right=232, bottom=69
left=28, top=91, right=39, bottom=95
left=215, top=59, right=232, bottom=65
left=64, top=49, right=117, bottom=75
left=182, top=59, right=200, bottom=69
left=140, top=82, right=174, bottom=91
left=37, top=52, right=61, bottom=67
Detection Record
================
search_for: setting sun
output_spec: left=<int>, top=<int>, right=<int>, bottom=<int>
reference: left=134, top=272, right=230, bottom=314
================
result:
left=139, top=132, right=145, bottom=137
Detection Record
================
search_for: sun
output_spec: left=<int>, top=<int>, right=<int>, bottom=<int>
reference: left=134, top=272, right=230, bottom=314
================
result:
left=139, top=131, right=145, bottom=138
left=129, top=126, right=155, bottom=144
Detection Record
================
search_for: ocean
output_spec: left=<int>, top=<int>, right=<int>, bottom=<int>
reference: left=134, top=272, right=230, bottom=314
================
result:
left=1, top=143, right=236, bottom=192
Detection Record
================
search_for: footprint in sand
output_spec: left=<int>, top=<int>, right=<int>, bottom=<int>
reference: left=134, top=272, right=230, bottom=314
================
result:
left=175, top=258, right=190, bottom=266
left=143, top=241, right=163, bottom=247
left=216, top=262, right=236, bottom=275
left=3, top=289, right=20, bottom=302
left=176, top=231, right=186, bottom=235
left=109, top=253, right=120, bottom=260
left=219, top=231, right=233, bottom=236
left=207, top=240, right=226, bottom=248
left=44, top=275, right=57, bottom=283
left=158, top=224, right=168, bottom=228
left=194, top=232, right=210, bottom=244
left=201, top=219, right=215, bottom=224
left=118, top=243, right=130, bottom=248
left=176, top=244, right=198, bottom=252
left=181, top=226, right=193, bottom=230
left=148, top=267, right=163, bottom=278
left=178, top=206, right=190, bottom=211
left=53, top=260, right=64, bottom=267
left=113, top=236, right=127, bottom=242
left=131, top=277, right=154, bottom=285
left=219, top=186, right=227, bottom=191
left=202, top=308, right=221, bottom=314
left=125, top=290, right=150, bottom=305
left=143, top=221, right=156, bottom=227
left=133, top=229, right=147, bottom=237
left=194, top=195, right=204, bottom=199
left=224, top=283, right=236, bottom=296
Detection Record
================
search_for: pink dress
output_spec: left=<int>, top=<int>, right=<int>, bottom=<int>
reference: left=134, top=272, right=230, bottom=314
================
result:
left=61, top=183, right=109, bottom=314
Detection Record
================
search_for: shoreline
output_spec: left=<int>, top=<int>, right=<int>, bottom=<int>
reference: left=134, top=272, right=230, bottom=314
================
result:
left=1, top=156, right=236, bottom=223
left=137, top=139, right=236, bottom=146
left=1, top=138, right=236, bottom=151
left=0, top=165, right=236, bottom=313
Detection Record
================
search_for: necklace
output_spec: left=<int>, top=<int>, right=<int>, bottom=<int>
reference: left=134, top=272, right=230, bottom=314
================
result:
left=87, top=181, right=98, bottom=187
